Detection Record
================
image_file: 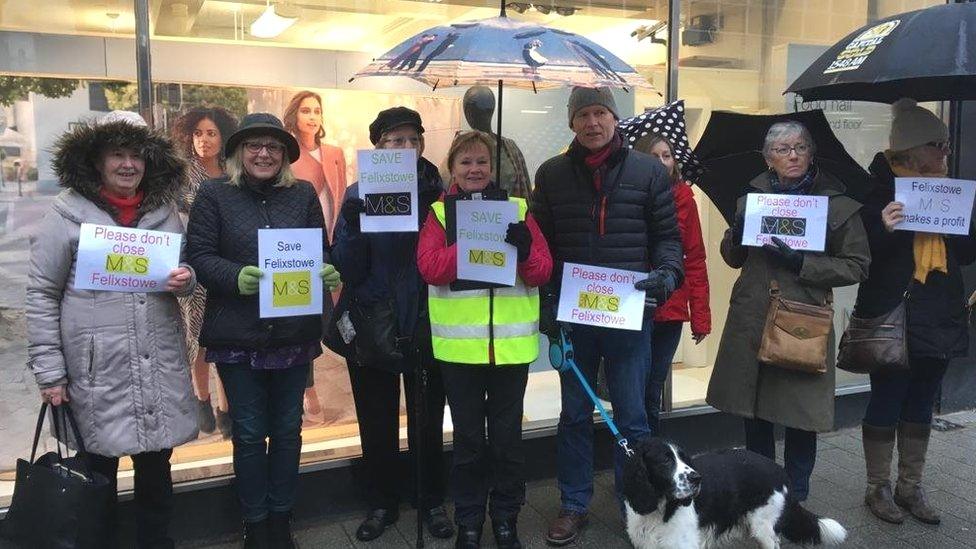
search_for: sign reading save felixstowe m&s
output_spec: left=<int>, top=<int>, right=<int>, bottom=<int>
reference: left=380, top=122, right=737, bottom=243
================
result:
left=258, top=228, right=324, bottom=319
left=455, top=199, right=518, bottom=286
left=557, top=262, right=647, bottom=331
left=74, top=223, right=182, bottom=292
left=358, top=148, right=418, bottom=233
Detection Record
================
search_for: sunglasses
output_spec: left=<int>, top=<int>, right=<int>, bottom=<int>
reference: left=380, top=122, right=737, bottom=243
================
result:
left=925, top=141, right=951, bottom=153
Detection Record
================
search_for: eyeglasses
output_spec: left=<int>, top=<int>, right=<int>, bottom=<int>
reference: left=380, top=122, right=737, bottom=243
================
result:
left=381, top=136, right=421, bottom=148
left=506, top=2, right=577, bottom=16
left=770, top=143, right=812, bottom=157
left=242, top=141, right=285, bottom=155
left=925, top=141, right=951, bottom=153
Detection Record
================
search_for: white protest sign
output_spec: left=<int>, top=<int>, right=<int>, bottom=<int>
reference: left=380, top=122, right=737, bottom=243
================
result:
left=456, top=199, right=518, bottom=286
left=358, top=148, right=418, bottom=233
left=556, top=262, right=647, bottom=331
left=258, top=228, right=323, bottom=319
left=74, top=223, right=181, bottom=293
left=742, top=193, right=828, bottom=252
left=894, top=177, right=976, bottom=235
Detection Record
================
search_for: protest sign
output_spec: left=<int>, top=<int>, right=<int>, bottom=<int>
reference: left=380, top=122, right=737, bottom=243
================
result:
left=74, top=223, right=181, bottom=292
left=258, top=228, right=323, bottom=319
left=742, top=193, right=828, bottom=252
left=358, top=148, right=418, bottom=233
left=894, top=177, right=976, bottom=235
left=455, top=200, right=518, bottom=286
left=556, top=262, right=647, bottom=331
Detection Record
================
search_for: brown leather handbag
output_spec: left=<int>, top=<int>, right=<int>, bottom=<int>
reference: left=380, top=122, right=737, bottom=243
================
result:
left=757, top=281, right=833, bottom=374
left=836, top=301, right=909, bottom=374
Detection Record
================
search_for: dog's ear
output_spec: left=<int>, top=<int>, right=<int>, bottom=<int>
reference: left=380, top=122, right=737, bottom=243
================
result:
left=621, top=451, right=659, bottom=515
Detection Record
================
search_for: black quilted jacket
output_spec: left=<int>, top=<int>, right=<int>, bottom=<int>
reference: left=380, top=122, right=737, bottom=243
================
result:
left=531, top=142, right=684, bottom=293
left=186, top=176, right=329, bottom=350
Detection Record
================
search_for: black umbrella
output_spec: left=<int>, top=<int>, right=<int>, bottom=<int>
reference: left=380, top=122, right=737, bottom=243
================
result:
left=786, top=3, right=976, bottom=103
left=693, top=109, right=870, bottom=226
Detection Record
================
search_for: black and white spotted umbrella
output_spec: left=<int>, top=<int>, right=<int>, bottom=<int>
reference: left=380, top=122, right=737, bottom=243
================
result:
left=617, top=100, right=704, bottom=183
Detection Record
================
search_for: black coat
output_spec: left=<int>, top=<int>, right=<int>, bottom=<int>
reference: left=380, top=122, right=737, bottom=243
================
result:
left=531, top=141, right=684, bottom=292
left=186, top=176, right=329, bottom=350
left=853, top=153, right=976, bottom=360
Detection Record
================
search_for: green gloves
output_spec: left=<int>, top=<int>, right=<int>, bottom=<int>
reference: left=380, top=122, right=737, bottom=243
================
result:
left=237, top=266, right=263, bottom=296
left=320, top=264, right=341, bottom=290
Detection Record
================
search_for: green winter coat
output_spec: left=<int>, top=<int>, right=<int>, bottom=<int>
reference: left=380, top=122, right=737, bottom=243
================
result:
left=705, top=169, right=871, bottom=433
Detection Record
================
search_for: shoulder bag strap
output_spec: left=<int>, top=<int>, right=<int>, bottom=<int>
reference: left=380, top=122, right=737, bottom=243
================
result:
left=29, top=402, right=48, bottom=463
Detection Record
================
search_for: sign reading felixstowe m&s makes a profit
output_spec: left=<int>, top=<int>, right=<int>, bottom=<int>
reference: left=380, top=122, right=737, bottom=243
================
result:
left=557, top=262, right=647, bottom=331
left=74, top=223, right=182, bottom=292
left=258, top=228, right=323, bottom=319
left=358, top=148, right=418, bottom=233
left=456, top=199, right=518, bottom=286
left=894, top=178, right=976, bottom=236
left=742, top=193, right=829, bottom=252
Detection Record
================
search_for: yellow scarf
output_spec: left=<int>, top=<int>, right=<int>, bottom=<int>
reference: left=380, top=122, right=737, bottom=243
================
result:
left=887, top=155, right=947, bottom=284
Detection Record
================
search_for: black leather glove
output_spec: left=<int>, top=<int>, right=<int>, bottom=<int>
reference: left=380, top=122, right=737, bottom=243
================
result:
left=504, top=221, right=532, bottom=262
left=763, top=236, right=804, bottom=273
left=635, top=270, right=675, bottom=305
left=539, top=292, right=561, bottom=339
left=341, top=198, right=365, bottom=232
left=729, top=214, right=745, bottom=245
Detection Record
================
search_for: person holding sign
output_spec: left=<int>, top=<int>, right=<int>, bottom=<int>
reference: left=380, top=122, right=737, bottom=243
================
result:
left=854, top=99, right=976, bottom=526
left=417, top=131, right=552, bottom=549
left=532, top=87, right=683, bottom=545
left=330, top=107, right=455, bottom=542
left=27, top=112, right=198, bottom=548
left=706, top=121, right=870, bottom=503
left=185, top=113, right=341, bottom=548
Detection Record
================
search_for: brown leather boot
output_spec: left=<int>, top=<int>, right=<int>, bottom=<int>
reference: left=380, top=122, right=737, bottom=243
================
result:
left=545, top=510, right=587, bottom=546
left=894, top=421, right=941, bottom=524
left=862, top=423, right=905, bottom=524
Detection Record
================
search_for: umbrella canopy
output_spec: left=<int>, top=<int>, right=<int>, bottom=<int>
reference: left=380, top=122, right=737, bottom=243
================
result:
left=617, top=100, right=703, bottom=183
left=353, top=15, right=655, bottom=92
left=693, top=110, right=870, bottom=226
left=786, top=3, right=976, bottom=103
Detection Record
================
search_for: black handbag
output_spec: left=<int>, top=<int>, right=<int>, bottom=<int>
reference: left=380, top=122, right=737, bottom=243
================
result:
left=837, top=301, right=910, bottom=374
left=349, top=297, right=409, bottom=371
left=1, top=403, right=113, bottom=549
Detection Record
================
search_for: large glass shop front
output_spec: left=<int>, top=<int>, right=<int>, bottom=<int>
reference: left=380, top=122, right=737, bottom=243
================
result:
left=0, top=0, right=944, bottom=499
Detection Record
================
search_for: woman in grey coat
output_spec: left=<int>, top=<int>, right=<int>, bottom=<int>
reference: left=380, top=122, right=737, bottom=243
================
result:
left=26, top=111, right=198, bottom=549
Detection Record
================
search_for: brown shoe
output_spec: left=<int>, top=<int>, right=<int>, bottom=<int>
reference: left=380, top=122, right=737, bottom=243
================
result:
left=865, top=483, right=905, bottom=524
left=894, top=421, right=941, bottom=525
left=862, top=423, right=905, bottom=524
left=545, top=510, right=587, bottom=546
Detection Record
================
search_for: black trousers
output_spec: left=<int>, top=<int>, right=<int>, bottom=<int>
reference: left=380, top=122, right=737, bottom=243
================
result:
left=87, top=449, right=174, bottom=549
left=440, top=362, right=529, bottom=528
left=347, top=348, right=447, bottom=511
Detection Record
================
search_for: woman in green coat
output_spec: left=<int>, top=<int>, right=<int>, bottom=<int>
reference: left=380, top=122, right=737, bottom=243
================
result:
left=705, top=121, right=871, bottom=501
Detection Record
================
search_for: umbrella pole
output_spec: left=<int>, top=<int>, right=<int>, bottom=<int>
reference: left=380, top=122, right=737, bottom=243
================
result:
left=496, top=79, right=503, bottom=189
left=414, top=354, right=426, bottom=548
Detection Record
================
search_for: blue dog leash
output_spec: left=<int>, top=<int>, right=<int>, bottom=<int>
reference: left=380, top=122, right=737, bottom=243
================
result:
left=548, top=326, right=635, bottom=458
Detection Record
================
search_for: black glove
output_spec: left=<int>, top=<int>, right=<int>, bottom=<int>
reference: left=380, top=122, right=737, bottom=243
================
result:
left=635, top=270, right=675, bottom=305
left=539, top=292, right=561, bottom=339
left=763, top=236, right=804, bottom=273
left=505, top=221, right=532, bottom=262
left=341, top=198, right=365, bottom=232
left=729, top=215, right=745, bottom=245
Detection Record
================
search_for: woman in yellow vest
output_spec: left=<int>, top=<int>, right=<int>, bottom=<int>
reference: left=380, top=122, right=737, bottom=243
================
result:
left=417, top=131, right=552, bottom=549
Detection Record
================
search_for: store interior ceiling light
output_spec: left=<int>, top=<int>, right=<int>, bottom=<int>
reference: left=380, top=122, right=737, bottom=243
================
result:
left=250, top=2, right=298, bottom=38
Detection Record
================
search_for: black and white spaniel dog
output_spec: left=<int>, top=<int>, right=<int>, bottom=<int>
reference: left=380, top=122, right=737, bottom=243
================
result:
left=621, top=438, right=847, bottom=549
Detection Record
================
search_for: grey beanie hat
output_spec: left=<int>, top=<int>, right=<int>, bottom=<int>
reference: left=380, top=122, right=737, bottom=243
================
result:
left=567, top=86, right=619, bottom=127
left=889, top=98, right=948, bottom=152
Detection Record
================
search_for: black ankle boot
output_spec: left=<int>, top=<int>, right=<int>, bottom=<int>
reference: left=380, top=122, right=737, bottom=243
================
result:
left=355, top=508, right=399, bottom=542
left=492, top=518, right=521, bottom=549
left=268, top=511, right=297, bottom=549
left=454, top=526, right=482, bottom=549
left=243, top=519, right=269, bottom=549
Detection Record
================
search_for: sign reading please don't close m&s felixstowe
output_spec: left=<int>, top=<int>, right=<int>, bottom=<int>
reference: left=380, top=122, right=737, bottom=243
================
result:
left=742, top=193, right=828, bottom=252
left=74, top=223, right=182, bottom=292
left=258, top=228, right=324, bottom=319
left=557, top=262, right=647, bottom=331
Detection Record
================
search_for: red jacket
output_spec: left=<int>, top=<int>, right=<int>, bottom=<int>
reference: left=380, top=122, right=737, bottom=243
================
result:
left=417, top=188, right=552, bottom=289
left=654, top=181, right=711, bottom=335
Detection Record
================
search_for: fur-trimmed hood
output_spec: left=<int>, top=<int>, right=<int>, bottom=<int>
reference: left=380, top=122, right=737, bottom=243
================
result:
left=52, top=119, right=187, bottom=218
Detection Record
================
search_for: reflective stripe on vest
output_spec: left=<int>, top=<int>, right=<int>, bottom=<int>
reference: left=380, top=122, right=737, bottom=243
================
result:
left=428, top=197, right=539, bottom=365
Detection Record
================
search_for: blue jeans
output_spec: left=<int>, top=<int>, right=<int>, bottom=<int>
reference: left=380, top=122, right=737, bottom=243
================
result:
left=743, top=418, right=817, bottom=501
left=217, top=362, right=309, bottom=522
left=557, top=321, right=652, bottom=512
left=645, top=321, right=683, bottom=434
left=864, top=357, right=948, bottom=427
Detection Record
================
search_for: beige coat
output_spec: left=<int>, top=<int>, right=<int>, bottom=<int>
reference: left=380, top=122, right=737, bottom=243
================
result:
left=705, top=170, right=871, bottom=432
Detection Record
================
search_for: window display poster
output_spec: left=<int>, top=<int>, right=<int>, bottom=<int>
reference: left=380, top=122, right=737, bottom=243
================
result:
left=742, top=193, right=828, bottom=252
left=74, top=224, right=182, bottom=292
left=258, top=228, right=324, bottom=319
left=357, top=148, right=418, bottom=233
left=456, top=199, right=518, bottom=286
left=894, top=177, right=976, bottom=235
left=557, top=262, right=647, bottom=331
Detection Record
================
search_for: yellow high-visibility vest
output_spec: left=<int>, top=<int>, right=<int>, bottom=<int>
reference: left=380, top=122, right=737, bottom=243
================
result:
left=428, top=197, right=539, bottom=365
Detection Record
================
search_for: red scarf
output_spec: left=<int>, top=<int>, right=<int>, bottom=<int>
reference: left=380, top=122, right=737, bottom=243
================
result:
left=100, top=188, right=144, bottom=227
left=581, top=132, right=621, bottom=193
